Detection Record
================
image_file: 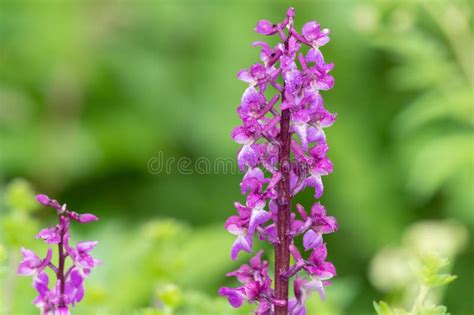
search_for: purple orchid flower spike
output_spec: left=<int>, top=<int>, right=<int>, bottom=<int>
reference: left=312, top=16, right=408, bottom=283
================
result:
left=17, top=194, right=99, bottom=315
left=221, top=8, right=338, bottom=315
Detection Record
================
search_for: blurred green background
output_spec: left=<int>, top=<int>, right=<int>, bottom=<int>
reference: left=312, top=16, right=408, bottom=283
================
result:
left=0, top=0, right=472, bottom=314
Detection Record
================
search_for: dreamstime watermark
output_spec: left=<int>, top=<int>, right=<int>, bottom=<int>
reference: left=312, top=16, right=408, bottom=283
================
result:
left=147, top=151, right=239, bottom=175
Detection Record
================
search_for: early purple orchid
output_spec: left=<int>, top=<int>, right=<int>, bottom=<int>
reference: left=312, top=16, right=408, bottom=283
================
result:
left=18, top=194, right=99, bottom=315
left=220, top=8, right=338, bottom=315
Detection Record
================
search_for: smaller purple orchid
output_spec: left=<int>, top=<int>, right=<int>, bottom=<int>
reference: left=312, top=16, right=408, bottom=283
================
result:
left=18, top=194, right=99, bottom=315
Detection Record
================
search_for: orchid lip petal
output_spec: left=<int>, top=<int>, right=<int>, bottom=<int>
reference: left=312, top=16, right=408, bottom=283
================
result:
left=219, top=287, right=245, bottom=308
left=303, top=229, right=322, bottom=251
left=237, top=69, right=254, bottom=83
left=230, top=235, right=252, bottom=260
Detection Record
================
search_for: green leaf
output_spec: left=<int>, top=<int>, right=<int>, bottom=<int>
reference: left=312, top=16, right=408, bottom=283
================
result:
left=418, top=255, right=457, bottom=288
left=373, top=301, right=408, bottom=315
left=374, top=301, right=392, bottom=315
left=419, top=305, right=448, bottom=315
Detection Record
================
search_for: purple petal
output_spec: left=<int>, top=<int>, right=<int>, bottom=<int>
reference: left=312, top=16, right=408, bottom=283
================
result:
left=237, top=144, right=259, bottom=171
left=283, top=69, right=303, bottom=94
left=78, top=213, right=99, bottom=223
left=289, top=244, right=303, bottom=262
left=319, top=262, right=337, bottom=280
left=291, top=218, right=305, bottom=235
left=74, top=283, right=85, bottom=303
left=315, top=29, right=330, bottom=46
left=55, top=306, right=70, bottom=315
left=306, top=48, right=320, bottom=63
left=289, top=298, right=306, bottom=315
left=234, top=202, right=251, bottom=219
left=256, top=300, right=273, bottom=315
left=219, top=287, right=245, bottom=308
left=303, top=229, right=322, bottom=251
left=249, top=250, right=264, bottom=269
left=21, top=247, right=38, bottom=261
left=244, top=281, right=261, bottom=301
left=286, top=7, right=295, bottom=18
left=318, top=110, right=337, bottom=128
left=268, top=199, right=278, bottom=215
left=287, top=36, right=301, bottom=58
left=224, top=216, right=245, bottom=236
left=250, top=63, right=266, bottom=80
left=315, top=74, right=334, bottom=91
left=311, top=202, right=327, bottom=217
left=306, top=89, right=324, bottom=110
left=306, top=48, right=334, bottom=72
left=248, top=208, right=271, bottom=236
left=305, top=174, right=324, bottom=199
left=33, top=272, right=49, bottom=297
left=240, top=86, right=265, bottom=115
left=237, top=69, right=253, bottom=83
left=305, top=278, right=326, bottom=301
left=226, top=264, right=253, bottom=283
left=302, top=21, right=321, bottom=42
left=252, top=41, right=272, bottom=63
left=315, top=157, right=333, bottom=175
left=293, top=123, right=309, bottom=151
left=308, top=243, right=328, bottom=263
left=36, top=227, right=61, bottom=244
left=77, top=241, right=98, bottom=253
left=70, top=268, right=84, bottom=287
left=232, top=126, right=251, bottom=145
left=309, top=142, right=329, bottom=159
left=255, top=20, right=274, bottom=35
left=36, top=194, right=51, bottom=206
left=231, top=235, right=252, bottom=260
left=320, top=216, right=338, bottom=234
left=241, top=167, right=265, bottom=194
left=40, top=248, right=53, bottom=270
left=267, top=171, right=281, bottom=190
left=307, top=127, right=325, bottom=143
left=17, top=248, right=40, bottom=276
left=259, top=223, right=278, bottom=244
left=245, top=193, right=265, bottom=209
left=296, top=204, right=308, bottom=220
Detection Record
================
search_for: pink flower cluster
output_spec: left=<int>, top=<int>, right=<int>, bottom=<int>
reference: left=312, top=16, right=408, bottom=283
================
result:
left=220, top=8, right=338, bottom=315
left=17, top=194, right=100, bottom=315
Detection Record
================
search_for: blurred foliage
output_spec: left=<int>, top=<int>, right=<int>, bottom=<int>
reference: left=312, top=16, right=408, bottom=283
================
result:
left=0, top=179, right=40, bottom=314
left=1, top=179, right=39, bottom=249
left=374, top=255, right=457, bottom=315
left=369, top=219, right=466, bottom=314
left=355, top=0, right=473, bottom=225
left=0, top=0, right=473, bottom=314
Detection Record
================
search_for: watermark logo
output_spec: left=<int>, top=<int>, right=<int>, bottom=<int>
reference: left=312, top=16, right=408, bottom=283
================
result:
left=147, top=151, right=238, bottom=175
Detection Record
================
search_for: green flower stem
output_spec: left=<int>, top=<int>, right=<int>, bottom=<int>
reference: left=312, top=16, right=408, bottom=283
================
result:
left=410, top=285, right=429, bottom=315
